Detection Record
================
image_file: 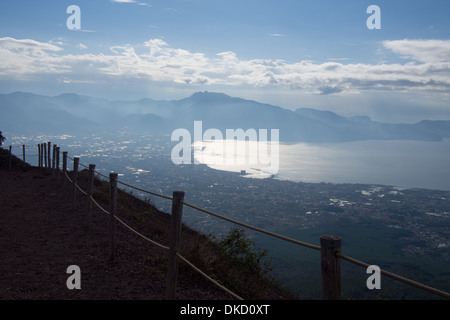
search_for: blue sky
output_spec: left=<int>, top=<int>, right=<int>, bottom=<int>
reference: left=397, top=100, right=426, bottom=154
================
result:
left=1, top=0, right=450, bottom=122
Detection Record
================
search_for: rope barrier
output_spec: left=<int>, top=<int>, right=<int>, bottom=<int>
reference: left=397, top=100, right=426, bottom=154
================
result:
left=337, top=253, right=450, bottom=299
left=66, top=169, right=169, bottom=250
left=66, top=155, right=116, bottom=180
left=64, top=171, right=73, bottom=183
left=114, top=215, right=170, bottom=251
left=65, top=168, right=109, bottom=215
left=182, top=201, right=321, bottom=251
left=65, top=154, right=172, bottom=200
left=177, top=253, right=244, bottom=300
left=90, top=195, right=111, bottom=216
left=94, top=170, right=110, bottom=180
left=75, top=182, right=87, bottom=196
left=84, top=168, right=107, bottom=181
left=117, top=179, right=173, bottom=201
left=61, top=158, right=241, bottom=299
left=78, top=162, right=90, bottom=169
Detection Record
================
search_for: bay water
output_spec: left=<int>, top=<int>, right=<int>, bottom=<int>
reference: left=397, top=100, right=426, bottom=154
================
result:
left=193, top=138, right=450, bottom=191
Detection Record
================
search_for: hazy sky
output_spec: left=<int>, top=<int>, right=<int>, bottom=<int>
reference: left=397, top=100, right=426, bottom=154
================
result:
left=1, top=0, right=450, bottom=122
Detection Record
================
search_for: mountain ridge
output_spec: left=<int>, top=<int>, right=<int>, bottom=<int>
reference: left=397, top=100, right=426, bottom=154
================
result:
left=1, top=91, right=449, bottom=143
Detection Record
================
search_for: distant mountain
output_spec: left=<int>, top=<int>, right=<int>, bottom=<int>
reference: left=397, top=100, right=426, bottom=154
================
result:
left=294, top=107, right=443, bottom=142
left=1, top=91, right=449, bottom=143
left=0, top=92, right=97, bottom=135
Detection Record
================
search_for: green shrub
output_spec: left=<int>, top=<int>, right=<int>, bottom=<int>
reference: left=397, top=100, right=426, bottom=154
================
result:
left=217, top=228, right=272, bottom=276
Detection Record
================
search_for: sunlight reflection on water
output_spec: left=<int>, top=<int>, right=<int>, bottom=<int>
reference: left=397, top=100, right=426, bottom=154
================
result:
left=193, top=139, right=450, bottom=190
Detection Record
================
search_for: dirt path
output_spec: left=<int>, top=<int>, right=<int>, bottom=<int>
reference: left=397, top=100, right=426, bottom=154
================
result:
left=0, top=166, right=230, bottom=300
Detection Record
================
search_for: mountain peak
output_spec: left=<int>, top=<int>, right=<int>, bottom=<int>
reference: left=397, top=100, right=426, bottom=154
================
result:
left=189, top=91, right=232, bottom=100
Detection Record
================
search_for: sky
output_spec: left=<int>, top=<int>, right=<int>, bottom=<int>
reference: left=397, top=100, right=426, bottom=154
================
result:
left=0, top=0, right=450, bottom=123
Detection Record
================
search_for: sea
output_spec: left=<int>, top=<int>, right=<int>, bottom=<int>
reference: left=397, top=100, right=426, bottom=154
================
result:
left=193, top=138, right=450, bottom=192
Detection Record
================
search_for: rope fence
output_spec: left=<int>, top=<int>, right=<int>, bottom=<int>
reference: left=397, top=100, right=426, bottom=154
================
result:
left=64, top=153, right=240, bottom=299
left=182, top=201, right=321, bottom=251
left=337, top=252, right=450, bottom=299
left=5, top=143, right=450, bottom=300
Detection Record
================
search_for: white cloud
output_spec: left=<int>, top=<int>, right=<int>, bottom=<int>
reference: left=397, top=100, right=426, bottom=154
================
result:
left=0, top=37, right=67, bottom=76
left=0, top=37, right=449, bottom=96
left=383, top=39, right=450, bottom=63
left=110, top=0, right=151, bottom=6
left=0, top=37, right=63, bottom=54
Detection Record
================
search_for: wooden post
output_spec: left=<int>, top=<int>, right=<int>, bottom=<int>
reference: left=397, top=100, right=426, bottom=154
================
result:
left=63, top=152, right=68, bottom=188
left=52, top=144, right=56, bottom=176
left=166, top=190, right=185, bottom=300
left=47, top=142, right=51, bottom=170
left=38, top=144, right=41, bottom=167
left=109, top=173, right=118, bottom=261
left=86, top=164, right=96, bottom=230
left=43, top=143, right=47, bottom=168
left=8, top=145, right=12, bottom=169
left=72, top=157, right=79, bottom=210
left=22, top=145, right=26, bottom=163
left=56, top=147, right=60, bottom=184
left=40, top=144, right=43, bottom=168
left=320, top=235, right=342, bottom=300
